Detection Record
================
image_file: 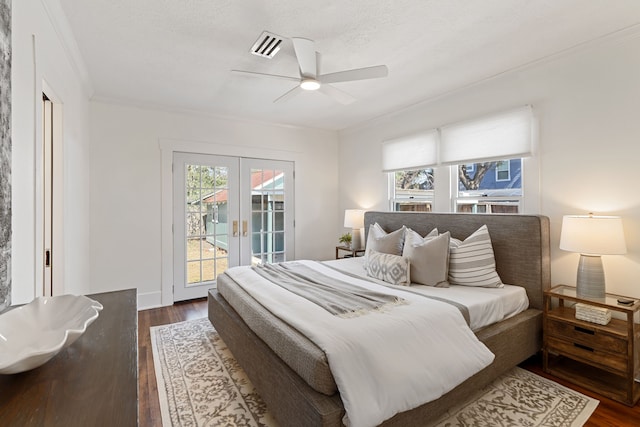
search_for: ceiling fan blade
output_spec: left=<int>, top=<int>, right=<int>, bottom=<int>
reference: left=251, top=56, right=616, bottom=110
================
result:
left=318, top=84, right=356, bottom=105
left=291, top=37, right=317, bottom=78
left=231, top=70, right=299, bottom=82
left=319, top=65, right=388, bottom=84
left=316, top=51, right=322, bottom=76
left=273, top=86, right=303, bottom=104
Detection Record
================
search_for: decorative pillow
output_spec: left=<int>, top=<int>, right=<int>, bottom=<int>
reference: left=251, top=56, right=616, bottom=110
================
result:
left=364, top=250, right=411, bottom=286
left=363, top=223, right=406, bottom=266
left=404, top=227, right=438, bottom=243
left=448, top=225, right=503, bottom=288
left=402, top=231, right=450, bottom=287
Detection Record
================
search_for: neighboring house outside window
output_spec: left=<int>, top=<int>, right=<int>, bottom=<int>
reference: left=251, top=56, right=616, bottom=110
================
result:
left=390, top=158, right=522, bottom=214
left=495, top=160, right=510, bottom=181
left=454, top=158, right=522, bottom=213
left=384, top=106, right=535, bottom=215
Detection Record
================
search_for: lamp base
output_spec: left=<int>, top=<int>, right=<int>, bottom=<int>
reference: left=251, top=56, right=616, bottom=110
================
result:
left=350, top=228, right=363, bottom=250
left=576, top=254, right=605, bottom=299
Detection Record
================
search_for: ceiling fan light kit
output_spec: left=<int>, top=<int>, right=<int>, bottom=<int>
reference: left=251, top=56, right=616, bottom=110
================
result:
left=233, top=35, right=388, bottom=104
left=300, top=79, right=320, bottom=91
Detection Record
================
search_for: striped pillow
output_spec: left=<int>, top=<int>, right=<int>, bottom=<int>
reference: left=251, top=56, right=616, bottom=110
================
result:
left=448, top=225, right=503, bottom=288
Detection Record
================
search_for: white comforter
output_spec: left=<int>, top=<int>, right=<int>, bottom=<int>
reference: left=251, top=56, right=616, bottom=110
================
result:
left=225, top=260, right=495, bottom=427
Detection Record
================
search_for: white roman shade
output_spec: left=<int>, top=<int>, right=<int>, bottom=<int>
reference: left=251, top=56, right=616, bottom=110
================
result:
left=439, top=106, right=533, bottom=165
left=382, top=130, right=438, bottom=172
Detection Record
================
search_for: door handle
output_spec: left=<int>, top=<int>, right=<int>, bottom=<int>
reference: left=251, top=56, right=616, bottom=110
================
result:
left=232, top=220, right=238, bottom=237
left=242, top=220, right=248, bottom=237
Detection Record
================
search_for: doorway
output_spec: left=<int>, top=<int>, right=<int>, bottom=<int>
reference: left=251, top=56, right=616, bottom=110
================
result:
left=42, top=94, right=54, bottom=296
left=172, top=153, right=294, bottom=301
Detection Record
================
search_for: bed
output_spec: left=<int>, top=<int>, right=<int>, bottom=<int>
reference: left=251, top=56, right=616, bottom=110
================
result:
left=208, top=211, right=550, bottom=426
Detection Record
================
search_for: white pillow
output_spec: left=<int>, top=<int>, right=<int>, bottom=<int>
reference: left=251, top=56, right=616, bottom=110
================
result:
left=448, top=224, right=503, bottom=288
left=402, top=231, right=450, bottom=287
left=404, top=227, right=438, bottom=243
left=364, top=250, right=411, bottom=286
left=363, top=223, right=406, bottom=267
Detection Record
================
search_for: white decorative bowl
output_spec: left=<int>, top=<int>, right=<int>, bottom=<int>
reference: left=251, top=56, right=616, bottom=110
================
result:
left=0, top=294, right=103, bottom=374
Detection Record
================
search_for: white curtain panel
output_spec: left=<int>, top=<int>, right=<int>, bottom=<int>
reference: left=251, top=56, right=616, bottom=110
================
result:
left=382, top=129, right=439, bottom=172
left=440, top=106, right=533, bottom=165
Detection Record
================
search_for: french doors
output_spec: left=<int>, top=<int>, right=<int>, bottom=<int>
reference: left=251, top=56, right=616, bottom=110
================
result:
left=173, top=153, right=294, bottom=301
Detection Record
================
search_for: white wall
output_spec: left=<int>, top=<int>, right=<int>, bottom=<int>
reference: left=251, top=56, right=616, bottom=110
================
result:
left=12, top=0, right=92, bottom=303
left=90, top=102, right=339, bottom=309
left=338, top=31, right=640, bottom=299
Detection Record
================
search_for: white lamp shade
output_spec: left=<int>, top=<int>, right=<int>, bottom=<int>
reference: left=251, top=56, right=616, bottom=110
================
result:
left=559, top=215, right=626, bottom=255
left=344, top=209, right=365, bottom=229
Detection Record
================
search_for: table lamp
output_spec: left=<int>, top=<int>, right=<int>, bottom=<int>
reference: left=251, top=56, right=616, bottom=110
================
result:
left=344, top=209, right=365, bottom=250
left=559, top=214, right=626, bottom=299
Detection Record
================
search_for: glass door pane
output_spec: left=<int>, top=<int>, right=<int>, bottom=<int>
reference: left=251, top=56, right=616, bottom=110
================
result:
left=241, top=160, right=294, bottom=266
left=184, top=164, right=230, bottom=284
left=173, top=153, right=239, bottom=302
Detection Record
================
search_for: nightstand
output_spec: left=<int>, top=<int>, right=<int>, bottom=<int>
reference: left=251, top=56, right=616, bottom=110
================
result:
left=335, top=245, right=365, bottom=259
left=543, top=284, right=640, bottom=406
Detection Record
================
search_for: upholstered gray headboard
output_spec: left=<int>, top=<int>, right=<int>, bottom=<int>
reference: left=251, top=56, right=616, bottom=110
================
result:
left=364, top=212, right=551, bottom=310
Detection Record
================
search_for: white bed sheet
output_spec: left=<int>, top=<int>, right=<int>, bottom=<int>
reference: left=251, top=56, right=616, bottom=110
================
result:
left=225, top=260, right=494, bottom=427
left=324, top=256, right=529, bottom=331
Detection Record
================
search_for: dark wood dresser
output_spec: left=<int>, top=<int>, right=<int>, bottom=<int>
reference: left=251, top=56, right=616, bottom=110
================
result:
left=0, top=289, right=138, bottom=426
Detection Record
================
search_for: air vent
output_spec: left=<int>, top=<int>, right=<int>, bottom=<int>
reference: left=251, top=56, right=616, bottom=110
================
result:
left=250, top=31, right=284, bottom=59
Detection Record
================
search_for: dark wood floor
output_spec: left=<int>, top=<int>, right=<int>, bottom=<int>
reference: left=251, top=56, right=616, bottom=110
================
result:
left=138, top=298, right=209, bottom=427
left=138, top=299, right=640, bottom=427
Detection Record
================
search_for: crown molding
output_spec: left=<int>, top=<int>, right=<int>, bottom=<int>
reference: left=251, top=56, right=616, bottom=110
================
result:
left=39, top=0, right=94, bottom=97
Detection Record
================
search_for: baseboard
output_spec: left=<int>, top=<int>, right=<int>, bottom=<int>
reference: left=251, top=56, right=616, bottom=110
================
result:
left=137, top=291, right=165, bottom=310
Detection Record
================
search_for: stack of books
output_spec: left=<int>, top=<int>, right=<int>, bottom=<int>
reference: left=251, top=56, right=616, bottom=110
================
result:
left=575, top=303, right=611, bottom=325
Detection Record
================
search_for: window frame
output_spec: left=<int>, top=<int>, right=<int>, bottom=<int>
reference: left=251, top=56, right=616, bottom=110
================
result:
left=383, top=106, right=540, bottom=215
left=389, top=156, right=539, bottom=214
left=389, top=168, right=435, bottom=212
left=451, top=158, right=523, bottom=213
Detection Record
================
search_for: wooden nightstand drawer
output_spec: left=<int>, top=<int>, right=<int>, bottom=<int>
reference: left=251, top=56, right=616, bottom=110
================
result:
left=546, top=318, right=627, bottom=354
left=547, top=335, right=627, bottom=375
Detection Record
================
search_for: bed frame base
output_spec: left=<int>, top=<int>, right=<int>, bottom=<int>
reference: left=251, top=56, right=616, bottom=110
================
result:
left=209, top=289, right=541, bottom=427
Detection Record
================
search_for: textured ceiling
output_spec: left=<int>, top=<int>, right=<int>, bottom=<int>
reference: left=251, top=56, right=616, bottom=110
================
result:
left=58, top=0, right=640, bottom=130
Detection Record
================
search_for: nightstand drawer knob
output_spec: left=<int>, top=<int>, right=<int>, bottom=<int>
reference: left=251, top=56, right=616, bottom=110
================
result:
left=574, top=326, right=595, bottom=335
left=573, top=343, right=594, bottom=352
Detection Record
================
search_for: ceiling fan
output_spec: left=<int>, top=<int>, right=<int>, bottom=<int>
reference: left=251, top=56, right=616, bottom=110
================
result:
left=232, top=37, right=388, bottom=105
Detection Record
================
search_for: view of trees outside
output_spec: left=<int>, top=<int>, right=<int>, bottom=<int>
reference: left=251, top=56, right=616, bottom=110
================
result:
left=394, top=169, right=434, bottom=211
left=393, top=160, right=521, bottom=213
left=185, top=164, right=229, bottom=284
left=395, top=161, right=517, bottom=194
left=456, top=160, right=521, bottom=213
left=186, top=165, right=228, bottom=236
left=458, top=162, right=498, bottom=190
left=395, top=168, right=434, bottom=190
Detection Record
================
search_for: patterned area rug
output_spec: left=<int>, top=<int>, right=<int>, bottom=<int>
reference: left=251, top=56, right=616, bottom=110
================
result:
left=151, top=318, right=598, bottom=427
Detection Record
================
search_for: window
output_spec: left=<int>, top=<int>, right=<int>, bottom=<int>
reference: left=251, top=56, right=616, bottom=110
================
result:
left=454, top=158, right=522, bottom=214
left=391, top=169, right=434, bottom=212
left=383, top=106, right=537, bottom=214
left=495, top=161, right=510, bottom=181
